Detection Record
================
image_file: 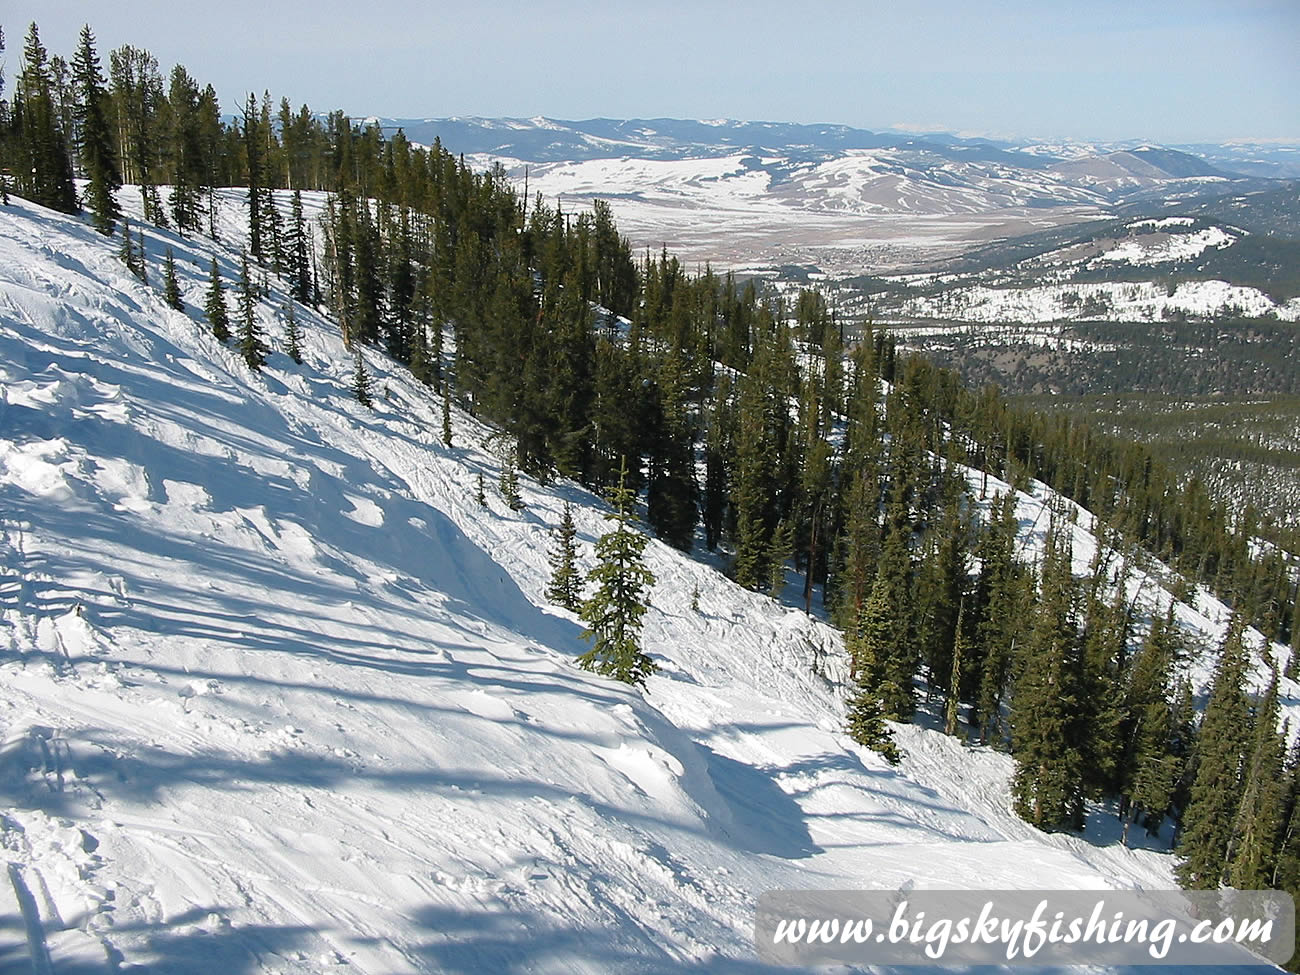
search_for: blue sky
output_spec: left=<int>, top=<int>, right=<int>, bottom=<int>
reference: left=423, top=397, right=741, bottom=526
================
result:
left=7, top=0, right=1298, bottom=143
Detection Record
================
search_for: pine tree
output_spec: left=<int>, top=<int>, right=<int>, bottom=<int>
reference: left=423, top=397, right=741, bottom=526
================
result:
left=845, top=682, right=902, bottom=765
left=1226, top=672, right=1286, bottom=889
left=844, top=583, right=904, bottom=764
left=236, top=250, right=266, bottom=370
left=119, top=215, right=138, bottom=276
left=441, top=390, right=452, bottom=448
left=1176, top=617, right=1252, bottom=888
left=475, top=473, right=487, bottom=508
left=289, top=190, right=312, bottom=303
left=15, top=23, right=78, bottom=214
left=136, top=229, right=148, bottom=285
left=546, top=502, right=582, bottom=611
left=351, top=348, right=372, bottom=407
left=163, top=247, right=183, bottom=311
left=282, top=300, right=303, bottom=365
left=767, top=518, right=793, bottom=597
left=1010, top=525, right=1087, bottom=832
left=945, top=599, right=969, bottom=737
left=72, top=25, right=119, bottom=235
left=578, top=460, right=657, bottom=686
left=204, top=256, right=230, bottom=342
left=1116, top=607, right=1183, bottom=843
left=499, top=460, right=524, bottom=511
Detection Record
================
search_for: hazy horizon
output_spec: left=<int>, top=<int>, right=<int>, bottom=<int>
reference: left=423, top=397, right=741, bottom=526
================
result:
left=6, top=0, right=1299, bottom=145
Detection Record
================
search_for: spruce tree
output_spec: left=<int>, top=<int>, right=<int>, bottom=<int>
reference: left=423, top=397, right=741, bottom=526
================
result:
left=282, top=300, right=303, bottom=365
left=15, top=23, right=78, bottom=214
left=1226, top=672, right=1286, bottom=889
left=72, top=25, right=119, bottom=234
left=546, top=501, right=582, bottom=611
left=1176, top=617, right=1252, bottom=888
left=136, top=229, right=148, bottom=285
left=236, top=250, right=266, bottom=369
left=441, top=390, right=452, bottom=448
left=499, top=460, right=524, bottom=511
left=1010, top=525, right=1087, bottom=832
left=1120, top=607, right=1182, bottom=844
left=163, top=247, right=183, bottom=311
left=844, top=582, right=904, bottom=764
left=475, top=473, right=487, bottom=508
left=945, top=599, right=969, bottom=738
left=351, top=348, right=372, bottom=407
left=204, top=256, right=230, bottom=342
left=578, top=460, right=657, bottom=686
left=846, top=682, right=902, bottom=765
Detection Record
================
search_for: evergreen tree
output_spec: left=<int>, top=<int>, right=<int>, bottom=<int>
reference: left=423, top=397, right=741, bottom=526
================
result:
left=162, top=247, right=182, bottom=310
left=475, top=473, right=487, bottom=508
left=767, top=518, right=793, bottom=597
left=136, top=229, right=148, bottom=285
left=236, top=250, right=266, bottom=369
left=945, top=599, right=969, bottom=738
left=282, top=299, right=303, bottom=365
left=845, top=681, right=902, bottom=765
left=71, top=25, right=119, bottom=234
left=289, top=189, right=312, bottom=303
left=499, top=460, right=524, bottom=511
left=119, top=215, right=140, bottom=278
left=1010, top=525, right=1087, bottom=832
left=351, top=348, right=372, bottom=407
left=441, top=389, right=453, bottom=448
left=1120, top=607, right=1182, bottom=844
left=546, top=501, right=582, bottom=611
left=1226, top=672, right=1286, bottom=889
left=204, top=256, right=230, bottom=342
left=14, top=23, right=78, bottom=214
left=1176, top=617, right=1252, bottom=888
left=577, top=460, right=657, bottom=686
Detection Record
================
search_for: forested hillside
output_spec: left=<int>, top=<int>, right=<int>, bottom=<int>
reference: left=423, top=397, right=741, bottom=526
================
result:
left=4, top=18, right=1300, bottom=965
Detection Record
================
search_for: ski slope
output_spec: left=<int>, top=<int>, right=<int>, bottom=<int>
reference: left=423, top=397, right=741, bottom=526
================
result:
left=0, top=190, right=1289, bottom=972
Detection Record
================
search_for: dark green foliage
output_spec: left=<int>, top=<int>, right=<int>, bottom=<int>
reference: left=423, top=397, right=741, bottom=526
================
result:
left=1226, top=672, right=1286, bottom=889
left=109, top=44, right=165, bottom=225
left=475, top=474, right=487, bottom=508
left=351, top=348, right=372, bottom=407
left=845, top=682, right=901, bottom=765
left=578, top=462, right=657, bottom=686
left=13, top=24, right=78, bottom=214
left=441, top=390, right=452, bottom=448
left=235, top=250, right=266, bottom=369
left=499, top=461, right=524, bottom=511
left=282, top=299, right=303, bottom=365
left=1119, top=606, right=1183, bottom=844
left=1011, top=524, right=1087, bottom=832
left=72, top=25, right=119, bottom=234
left=163, top=247, right=182, bottom=310
left=546, top=502, right=582, bottom=611
left=1176, top=618, right=1252, bottom=888
left=204, top=256, right=230, bottom=343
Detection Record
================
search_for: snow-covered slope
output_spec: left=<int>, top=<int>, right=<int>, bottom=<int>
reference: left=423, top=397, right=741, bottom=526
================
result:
left=0, top=191, right=1289, bottom=972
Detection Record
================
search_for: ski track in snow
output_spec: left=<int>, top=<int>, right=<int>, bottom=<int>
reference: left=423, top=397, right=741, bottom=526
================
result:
left=0, top=189, right=1290, bottom=972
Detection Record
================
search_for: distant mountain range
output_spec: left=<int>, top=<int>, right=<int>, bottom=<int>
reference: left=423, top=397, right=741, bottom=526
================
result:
left=369, top=116, right=1300, bottom=178
left=356, top=116, right=1299, bottom=273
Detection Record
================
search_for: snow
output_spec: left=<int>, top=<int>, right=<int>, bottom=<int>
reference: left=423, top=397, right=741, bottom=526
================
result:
left=0, top=189, right=1289, bottom=972
left=1098, top=226, right=1236, bottom=264
left=897, top=277, right=1298, bottom=323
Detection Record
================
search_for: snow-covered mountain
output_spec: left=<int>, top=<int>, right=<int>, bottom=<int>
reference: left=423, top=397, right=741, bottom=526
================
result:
left=366, top=116, right=1288, bottom=276
left=0, top=190, right=1293, bottom=972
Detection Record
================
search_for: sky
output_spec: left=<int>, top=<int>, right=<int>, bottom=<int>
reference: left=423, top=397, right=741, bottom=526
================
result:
left=5, top=0, right=1299, bottom=144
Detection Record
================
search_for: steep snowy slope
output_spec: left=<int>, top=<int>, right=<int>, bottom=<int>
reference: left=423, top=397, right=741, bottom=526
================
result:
left=0, top=192, right=1288, bottom=972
